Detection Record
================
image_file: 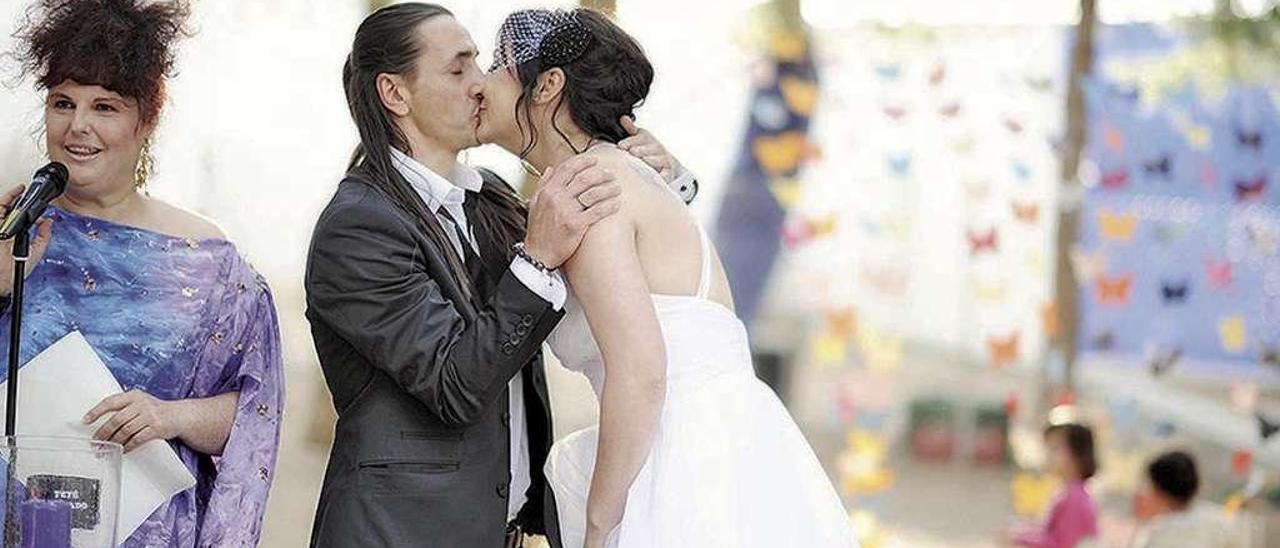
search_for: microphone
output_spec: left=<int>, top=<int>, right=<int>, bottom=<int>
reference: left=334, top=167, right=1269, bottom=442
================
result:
left=0, top=162, right=68, bottom=240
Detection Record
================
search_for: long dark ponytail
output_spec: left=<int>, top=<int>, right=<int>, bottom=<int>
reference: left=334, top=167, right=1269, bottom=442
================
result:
left=343, top=3, right=528, bottom=304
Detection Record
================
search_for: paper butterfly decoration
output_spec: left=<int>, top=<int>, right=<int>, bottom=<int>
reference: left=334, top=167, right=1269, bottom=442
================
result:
left=875, top=63, right=902, bottom=81
left=939, top=101, right=962, bottom=119
left=767, top=177, right=802, bottom=208
left=1261, top=346, right=1280, bottom=368
left=1012, top=201, right=1040, bottom=224
left=1095, top=274, right=1134, bottom=306
left=752, top=131, right=808, bottom=175
left=972, top=279, right=1008, bottom=303
left=886, top=152, right=912, bottom=178
left=987, top=332, right=1020, bottom=369
left=858, top=324, right=904, bottom=372
left=1258, top=413, right=1280, bottom=443
left=1153, top=221, right=1190, bottom=244
left=1025, top=75, right=1053, bottom=93
left=861, top=262, right=909, bottom=297
left=967, top=227, right=999, bottom=255
left=1011, top=473, right=1060, bottom=517
left=1143, top=155, right=1172, bottom=180
left=1206, top=260, right=1233, bottom=290
left=1003, top=117, right=1024, bottom=135
left=1219, top=315, right=1247, bottom=353
left=1101, top=169, right=1130, bottom=190
left=1234, top=171, right=1267, bottom=202
left=779, top=76, right=818, bottom=116
left=1235, top=126, right=1263, bottom=151
left=1149, top=346, right=1182, bottom=377
left=1103, top=124, right=1125, bottom=152
left=1098, top=211, right=1139, bottom=242
left=882, top=105, right=908, bottom=122
left=967, top=182, right=991, bottom=202
left=1231, top=449, right=1253, bottom=476
left=1070, top=247, right=1107, bottom=282
left=825, top=307, right=858, bottom=338
left=1245, top=222, right=1277, bottom=256
left=1012, top=160, right=1033, bottom=182
left=929, top=63, right=947, bottom=86
left=1161, top=280, right=1190, bottom=305
left=1092, top=330, right=1116, bottom=351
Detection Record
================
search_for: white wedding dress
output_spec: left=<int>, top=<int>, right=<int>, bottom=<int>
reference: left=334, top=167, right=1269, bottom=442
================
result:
left=544, top=156, right=859, bottom=548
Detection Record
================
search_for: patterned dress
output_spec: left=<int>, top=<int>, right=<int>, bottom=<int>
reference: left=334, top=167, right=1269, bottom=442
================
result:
left=0, top=206, right=284, bottom=547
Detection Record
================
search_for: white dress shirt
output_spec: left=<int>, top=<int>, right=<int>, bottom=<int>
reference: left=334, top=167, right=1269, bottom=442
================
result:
left=391, top=148, right=564, bottom=523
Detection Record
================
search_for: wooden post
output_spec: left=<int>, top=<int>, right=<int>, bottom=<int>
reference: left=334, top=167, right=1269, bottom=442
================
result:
left=1052, top=0, right=1097, bottom=395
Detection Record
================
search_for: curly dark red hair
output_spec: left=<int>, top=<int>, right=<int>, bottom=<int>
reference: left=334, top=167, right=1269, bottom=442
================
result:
left=13, top=0, right=191, bottom=124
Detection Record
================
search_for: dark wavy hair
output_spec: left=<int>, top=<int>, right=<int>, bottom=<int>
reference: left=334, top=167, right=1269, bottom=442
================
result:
left=344, top=3, right=528, bottom=304
left=12, top=0, right=192, bottom=124
left=505, top=8, right=654, bottom=158
left=1045, top=422, right=1098, bottom=480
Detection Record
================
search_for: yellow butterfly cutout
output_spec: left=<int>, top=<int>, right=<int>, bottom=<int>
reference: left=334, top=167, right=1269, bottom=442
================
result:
left=849, top=511, right=885, bottom=548
left=1099, top=210, right=1139, bottom=242
left=767, top=177, right=803, bottom=209
left=753, top=132, right=808, bottom=175
left=810, top=332, right=848, bottom=365
left=972, top=279, right=1008, bottom=303
left=1011, top=472, right=1060, bottom=517
left=847, top=429, right=888, bottom=458
left=1026, top=250, right=1045, bottom=274
left=767, top=31, right=808, bottom=62
left=858, top=325, right=904, bottom=372
left=779, top=76, right=819, bottom=116
left=1219, top=316, right=1247, bottom=353
left=1185, top=125, right=1211, bottom=150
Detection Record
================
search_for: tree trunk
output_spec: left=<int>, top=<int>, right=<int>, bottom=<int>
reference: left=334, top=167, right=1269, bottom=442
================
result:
left=1052, top=0, right=1097, bottom=395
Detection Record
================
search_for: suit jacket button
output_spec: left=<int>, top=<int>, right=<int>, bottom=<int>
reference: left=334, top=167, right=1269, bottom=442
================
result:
left=497, top=483, right=509, bottom=499
left=502, top=342, right=515, bottom=355
left=521, top=314, right=534, bottom=327
left=516, top=324, right=529, bottom=336
left=501, top=411, right=511, bottom=426
left=509, top=333, right=521, bottom=345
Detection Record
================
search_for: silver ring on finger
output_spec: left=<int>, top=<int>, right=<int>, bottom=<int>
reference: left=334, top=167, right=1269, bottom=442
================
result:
left=576, top=193, right=589, bottom=209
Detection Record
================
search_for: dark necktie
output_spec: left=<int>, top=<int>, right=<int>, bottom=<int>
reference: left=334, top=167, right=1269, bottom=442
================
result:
left=438, top=207, right=485, bottom=290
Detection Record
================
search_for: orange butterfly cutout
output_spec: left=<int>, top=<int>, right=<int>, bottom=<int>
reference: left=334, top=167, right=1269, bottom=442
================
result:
left=779, top=76, right=819, bottom=116
left=1012, top=201, right=1040, bottom=224
left=1099, top=211, right=1138, bottom=242
left=1095, top=273, right=1134, bottom=306
left=987, top=332, right=1020, bottom=369
left=752, top=132, right=808, bottom=175
left=1103, top=124, right=1125, bottom=152
left=825, top=307, right=858, bottom=337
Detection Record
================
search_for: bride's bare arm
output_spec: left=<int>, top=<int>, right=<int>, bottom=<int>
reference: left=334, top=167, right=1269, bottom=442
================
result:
left=562, top=172, right=667, bottom=547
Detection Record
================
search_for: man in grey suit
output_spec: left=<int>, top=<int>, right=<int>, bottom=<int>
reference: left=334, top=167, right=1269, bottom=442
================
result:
left=306, top=4, right=624, bottom=547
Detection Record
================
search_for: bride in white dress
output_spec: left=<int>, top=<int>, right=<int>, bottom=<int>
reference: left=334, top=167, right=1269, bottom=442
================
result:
left=476, top=8, right=857, bottom=548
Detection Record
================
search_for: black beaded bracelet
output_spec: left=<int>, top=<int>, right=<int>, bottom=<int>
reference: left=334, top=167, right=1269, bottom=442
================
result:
left=512, top=243, right=555, bottom=276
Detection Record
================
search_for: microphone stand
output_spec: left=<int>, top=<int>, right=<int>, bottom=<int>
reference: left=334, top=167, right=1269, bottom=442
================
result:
left=2, top=229, right=26, bottom=548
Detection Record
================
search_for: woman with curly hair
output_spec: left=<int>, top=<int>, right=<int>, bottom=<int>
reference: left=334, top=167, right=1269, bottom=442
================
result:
left=0, top=1, right=284, bottom=545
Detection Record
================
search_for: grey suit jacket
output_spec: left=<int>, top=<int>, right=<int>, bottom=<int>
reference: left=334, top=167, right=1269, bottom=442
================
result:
left=305, top=169, right=563, bottom=547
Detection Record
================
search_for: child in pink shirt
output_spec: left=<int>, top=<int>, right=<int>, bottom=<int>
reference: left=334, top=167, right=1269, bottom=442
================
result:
left=1012, top=423, right=1100, bottom=548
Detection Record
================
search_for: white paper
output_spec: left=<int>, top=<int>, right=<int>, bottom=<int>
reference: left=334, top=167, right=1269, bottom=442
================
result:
left=0, top=331, right=197, bottom=545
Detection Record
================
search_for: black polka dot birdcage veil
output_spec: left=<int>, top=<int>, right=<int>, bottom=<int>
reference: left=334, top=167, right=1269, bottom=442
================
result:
left=488, top=8, right=594, bottom=72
